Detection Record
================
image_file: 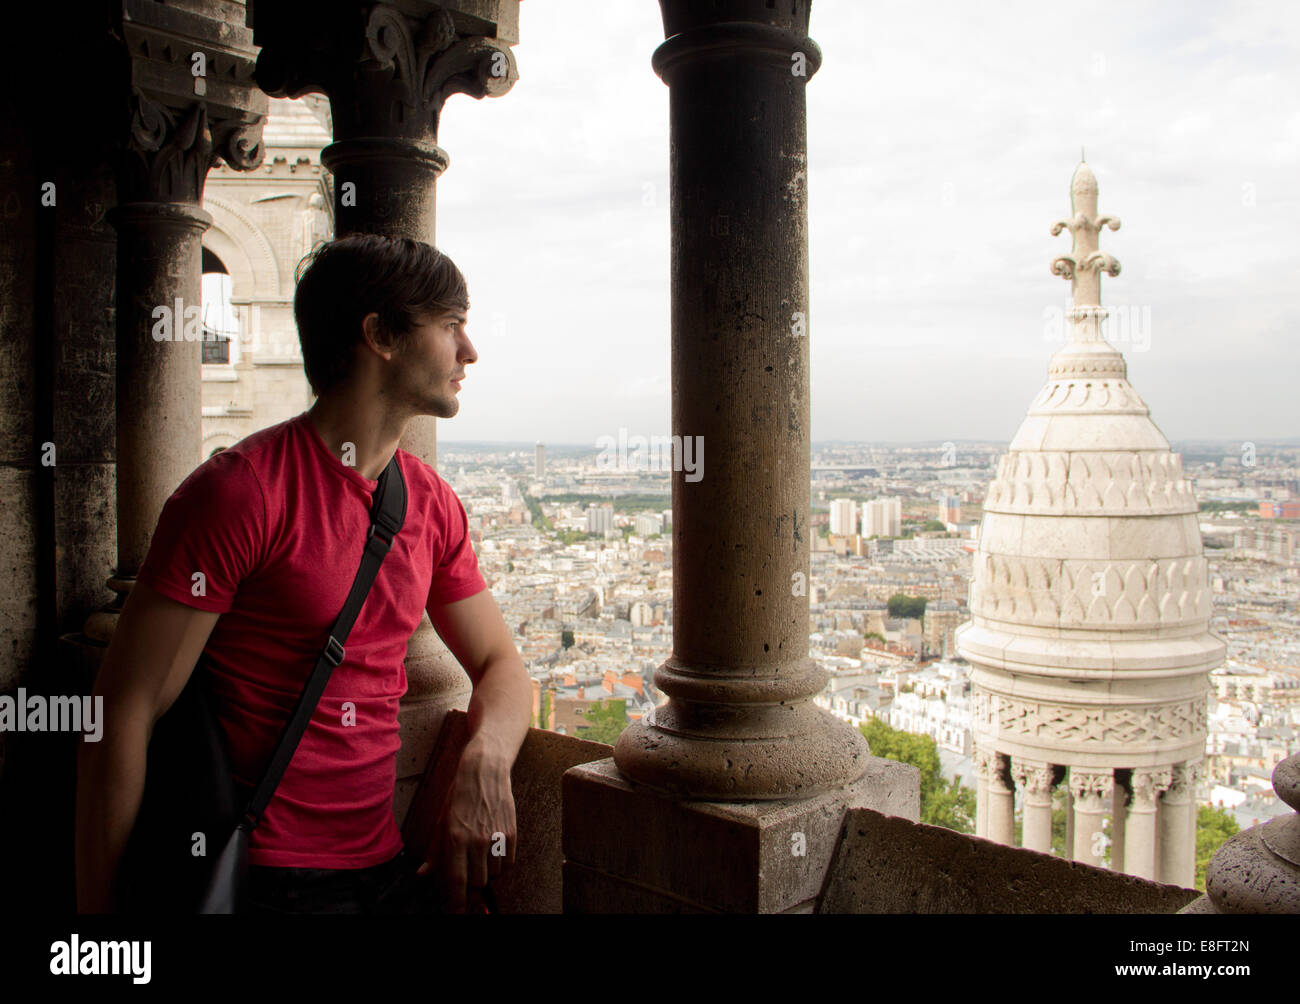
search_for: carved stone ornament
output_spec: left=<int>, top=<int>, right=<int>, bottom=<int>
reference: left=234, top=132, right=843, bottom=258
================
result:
left=987, top=695, right=1207, bottom=746
left=1130, top=766, right=1173, bottom=808
left=121, top=87, right=264, bottom=203
left=1069, top=769, right=1114, bottom=802
left=1011, top=759, right=1055, bottom=797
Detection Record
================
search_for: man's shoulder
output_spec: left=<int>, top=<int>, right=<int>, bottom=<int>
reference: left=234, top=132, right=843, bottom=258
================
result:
left=395, top=448, right=454, bottom=496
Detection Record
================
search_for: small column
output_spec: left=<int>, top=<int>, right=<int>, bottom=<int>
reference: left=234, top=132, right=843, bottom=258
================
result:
left=986, top=753, right=1015, bottom=845
left=1158, top=761, right=1197, bottom=887
left=973, top=747, right=993, bottom=839
left=1013, top=758, right=1054, bottom=854
left=1111, top=776, right=1127, bottom=873
left=1065, top=788, right=1075, bottom=857
left=1124, top=767, right=1170, bottom=880
left=252, top=1, right=521, bottom=817
left=1070, top=769, right=1113, bottom=867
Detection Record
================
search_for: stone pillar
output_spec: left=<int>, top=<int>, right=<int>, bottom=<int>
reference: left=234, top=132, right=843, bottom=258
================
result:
left=973, top=747, right=993, bottom=839
left=1110, top=775, right=1127, bottom=873
left=82, top=84, right=265, bottom=641
left=1013, top=758, right=1054, bottom=854
left=564, top=1, right=920, bottom=913
left=251, top=1, right=521, bottom=819
left=1070, top=769, right=1113, bottom=867
left=987, top=753, right=1015, bottom=846
left=1124, top=767, right=1170, bottom=881
left=1065, top=788, right=1074, bottom=857
left=1158, top=760, right=1196, bottom=887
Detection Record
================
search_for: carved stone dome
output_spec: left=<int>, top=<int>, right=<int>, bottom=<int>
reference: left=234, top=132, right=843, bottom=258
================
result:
left=956, top=162, right=1223, bottom=773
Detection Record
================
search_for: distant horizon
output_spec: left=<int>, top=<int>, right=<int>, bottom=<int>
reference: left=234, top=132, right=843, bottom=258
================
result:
left=436, top=436, right=1300, bottom=450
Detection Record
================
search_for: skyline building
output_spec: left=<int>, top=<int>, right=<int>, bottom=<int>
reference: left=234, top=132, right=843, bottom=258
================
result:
left=829, top=498, right=857, bottom=536
left=862, top=497, right=902, bottom=538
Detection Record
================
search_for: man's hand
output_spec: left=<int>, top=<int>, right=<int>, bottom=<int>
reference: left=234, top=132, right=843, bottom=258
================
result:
left=422, top=589, right=533, bottom=911
left=417, top=733, right=517, bottom=911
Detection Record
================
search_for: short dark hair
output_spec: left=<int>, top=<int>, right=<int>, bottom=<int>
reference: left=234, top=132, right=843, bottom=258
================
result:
left=293, top=234, right=469, bottom=395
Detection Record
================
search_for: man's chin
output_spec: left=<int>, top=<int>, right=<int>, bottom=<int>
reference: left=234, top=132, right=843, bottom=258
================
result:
left=424, top=396, right=459, bottom=420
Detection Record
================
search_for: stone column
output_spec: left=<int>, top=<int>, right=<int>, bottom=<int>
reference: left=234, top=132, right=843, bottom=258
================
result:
left=563, top=1, right=919, bottom=913
left=1013, top=758, right=1054, bottom=854
left=251, top=1, right=521, bottom=819
left=973, top=747, right=993, bottom=839
left=83, top=88, right=265, bottom=644
left=611, top=0, right=866, bottom=803
left=1124, top=766, right=1170, bottom=880
left=1065, top=788, right=1075, bottom=857
left=1070, top=769, right=1113, bottom=867
left=1158, top=760, right=1196, bottom=887
left=1110, top=776, right=1127, bottom=873
left=987, top=753, right=1015, bottom=846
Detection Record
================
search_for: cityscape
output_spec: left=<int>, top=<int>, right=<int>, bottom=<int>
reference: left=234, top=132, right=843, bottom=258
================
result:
left=444, top=437, right=1300, bottom=845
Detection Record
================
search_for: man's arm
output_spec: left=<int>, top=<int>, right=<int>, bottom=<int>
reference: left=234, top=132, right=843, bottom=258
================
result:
left=423, top=587, right=532, bottom=910
left=75, top=582, right=220, bottom=913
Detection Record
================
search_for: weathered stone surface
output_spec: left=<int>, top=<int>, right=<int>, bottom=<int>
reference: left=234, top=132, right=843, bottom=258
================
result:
left=402, top=710, right=611, bottom=913
left=817, top=807, right=1198, bottom=914
left=564, top=755, right=920, bottom=914
left=1201, top=753, right=1300, bottom=914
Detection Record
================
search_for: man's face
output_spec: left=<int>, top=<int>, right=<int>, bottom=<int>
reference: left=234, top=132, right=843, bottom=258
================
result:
left=388, top=308, right=477, bottom=419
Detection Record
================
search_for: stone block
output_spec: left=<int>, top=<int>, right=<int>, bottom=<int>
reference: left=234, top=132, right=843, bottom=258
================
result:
left=818, top=807, right=1199, bottom=913
left=563, top=755, right=920, bottom=913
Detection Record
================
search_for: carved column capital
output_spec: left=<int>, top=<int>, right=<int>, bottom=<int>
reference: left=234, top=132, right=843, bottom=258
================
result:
left=1011, top=758, right=1054, bottom=799
left=1130, top=766, right=1173, bottom=810
left=1165, top=760, right=1200, bottom=801
left=119, top=88, right=265, bottom=204
left=1069, top=768, right=1114, bottom=810
left=972, top=746, right=997, bottom=783
left=253, top=1, right=519, bottom=146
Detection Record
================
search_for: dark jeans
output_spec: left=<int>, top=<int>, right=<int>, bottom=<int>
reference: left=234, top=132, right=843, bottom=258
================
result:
left=243, top=848, right=439, bottom=915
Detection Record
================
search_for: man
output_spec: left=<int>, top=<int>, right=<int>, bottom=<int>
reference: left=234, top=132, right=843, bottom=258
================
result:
left=75, top=234, right=532, bottom=914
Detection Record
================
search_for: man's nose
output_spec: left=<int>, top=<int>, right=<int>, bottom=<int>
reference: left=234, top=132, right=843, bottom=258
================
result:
left=459, top=334, right=478, bottom=364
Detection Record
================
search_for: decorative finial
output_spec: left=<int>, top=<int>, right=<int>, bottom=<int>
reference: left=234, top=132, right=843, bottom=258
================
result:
left=1049, top=160, right=1122, bottom=342
left=1081, top=145, right=1085, bottom=163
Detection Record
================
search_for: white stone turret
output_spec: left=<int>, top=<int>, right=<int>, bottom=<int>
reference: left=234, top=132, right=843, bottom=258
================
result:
left=955, top=160, right=1225, bottom=885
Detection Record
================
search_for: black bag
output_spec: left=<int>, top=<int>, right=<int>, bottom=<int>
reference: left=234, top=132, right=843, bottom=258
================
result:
left=120, top=454, right=407, bottom=914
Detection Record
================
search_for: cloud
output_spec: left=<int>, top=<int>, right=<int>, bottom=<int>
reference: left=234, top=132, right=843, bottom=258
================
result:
left=434, top=1, right=1300, bottom=444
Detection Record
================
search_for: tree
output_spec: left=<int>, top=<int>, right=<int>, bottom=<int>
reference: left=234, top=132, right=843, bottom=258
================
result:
left=864, top=631, right=885, bottom=645
left=575, top=698, right=628, bottom=745
left=920, top=519, right=947, bottom=532
left=561, top=629, right=574, bottom=649
left=887, top=593, right=927, bottom=620
left=859, top=717, right=975, bottom=833
left=537, top=688, right=551, bottom=730
left=1195, top=804, right=1240, bottom=891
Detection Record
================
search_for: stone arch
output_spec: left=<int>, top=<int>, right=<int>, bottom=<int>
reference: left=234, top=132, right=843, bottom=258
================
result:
left=201, top=194, right=283, bottom=300
left=203, top=432, right=240, bottom=455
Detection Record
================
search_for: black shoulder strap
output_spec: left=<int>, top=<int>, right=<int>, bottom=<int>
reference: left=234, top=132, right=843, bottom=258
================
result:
left=239, top=452, right=408, bottom=829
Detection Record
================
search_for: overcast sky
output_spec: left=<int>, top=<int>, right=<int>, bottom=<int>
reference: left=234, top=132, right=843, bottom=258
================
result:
left=433, top=0, right=1300, bottom=446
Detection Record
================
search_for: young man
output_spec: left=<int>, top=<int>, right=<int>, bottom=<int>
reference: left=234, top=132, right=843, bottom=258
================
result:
left=75, top=234, right=533, bottom=914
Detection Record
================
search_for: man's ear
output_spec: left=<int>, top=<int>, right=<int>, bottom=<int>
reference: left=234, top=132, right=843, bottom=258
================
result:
left=361, top=312, right=396, bottom=361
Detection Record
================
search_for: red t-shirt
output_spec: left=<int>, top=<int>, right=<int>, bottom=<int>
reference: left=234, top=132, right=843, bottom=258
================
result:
left=137, top=411, right=486, bottom=868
